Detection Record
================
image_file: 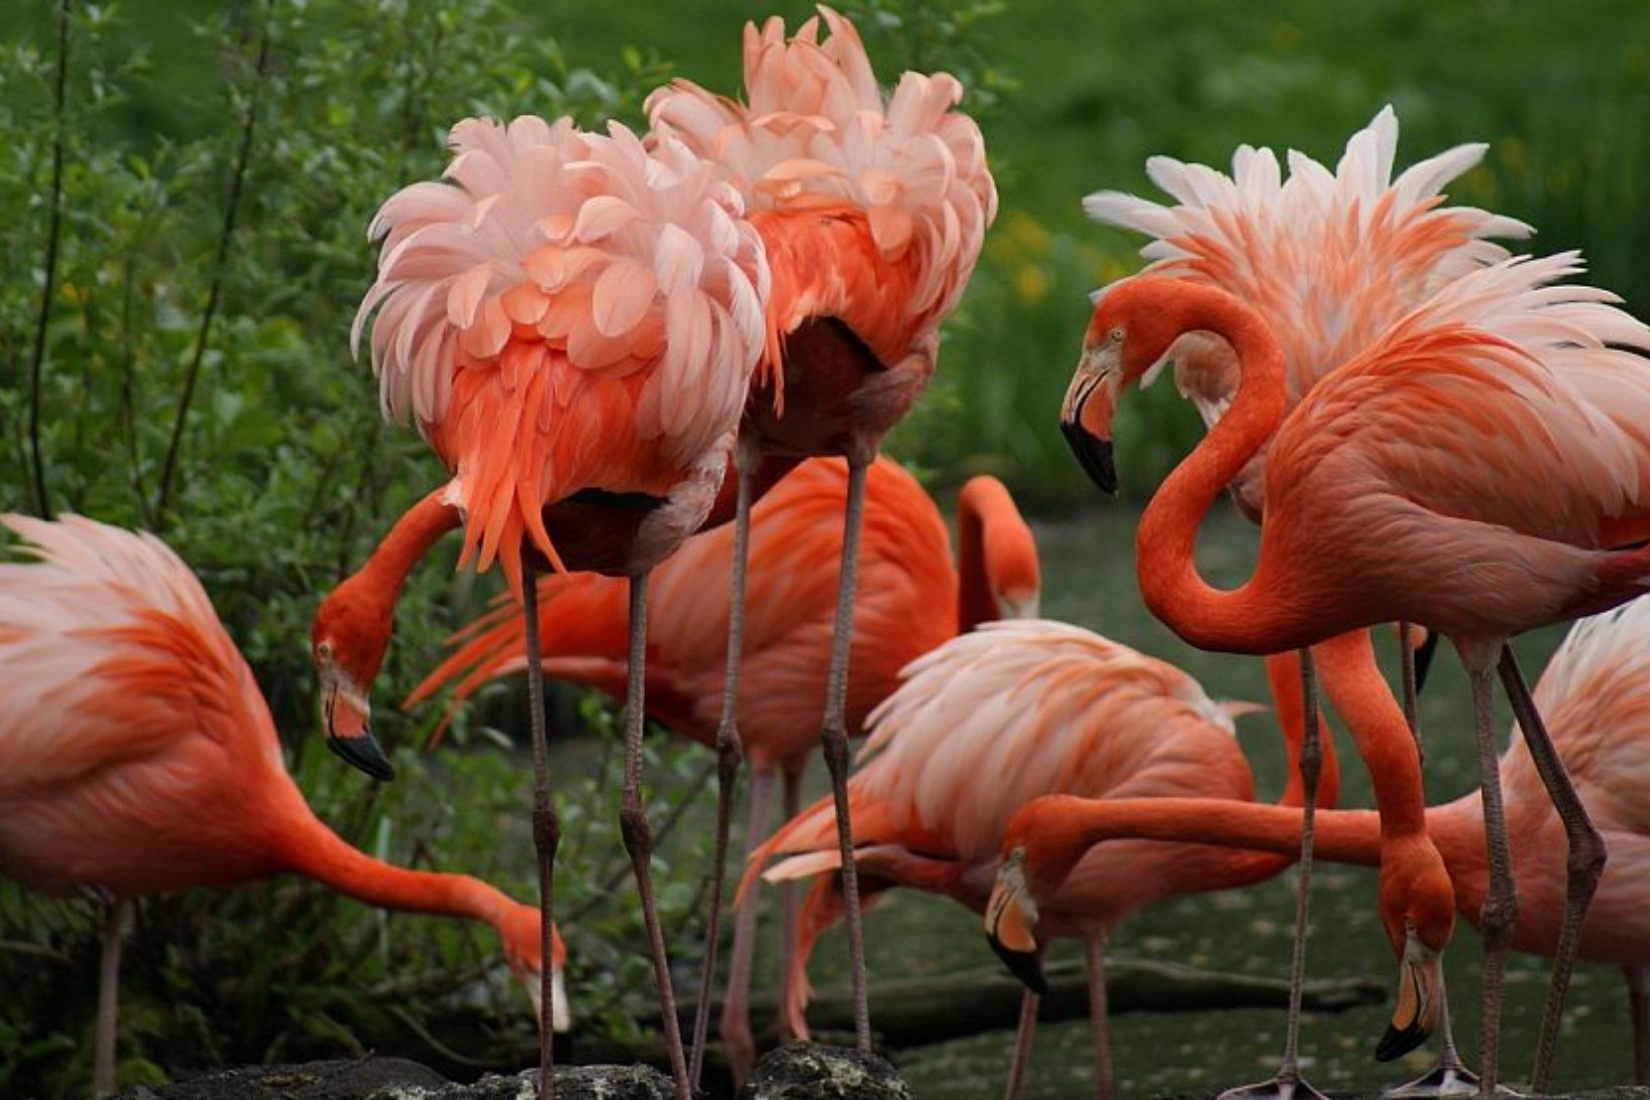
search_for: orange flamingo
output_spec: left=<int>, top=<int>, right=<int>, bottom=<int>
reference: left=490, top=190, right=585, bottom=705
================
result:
left=991, top=593, right=1650, bottom=1091
left=0, top=513, right=567, bottom=1099
left=1059, top=253, right=1650, bottom=1092
left=646, top=7, right=997, bottom=1061
left=742, top=621, right=1331, bottom=1099
left=1069, top=107, right=1532, bottom=1097
left=404, top=455, right=1040, bottom=1082
left=346, top=114, right=770, bottom=1096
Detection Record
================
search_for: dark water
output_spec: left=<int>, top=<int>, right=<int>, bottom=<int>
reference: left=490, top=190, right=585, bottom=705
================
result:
left=784, top=502, right=1631, bottom=1098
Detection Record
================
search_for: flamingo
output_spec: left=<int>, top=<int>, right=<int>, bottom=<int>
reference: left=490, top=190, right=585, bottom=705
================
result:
left=1066, top=105, right=1532, bottom=1099
left=403, top=456, right=1040, bottom=1082
left=0, top=512, right=567, bottom=1099
left=1058, top=253, right=1650, bottom=1092
left=741, top=620, right=1332, bottom=1099
left=645, top=6, right=997, bottom=1062
left=990, top=592, right=1650, bottom=1091
left=346, top=114, right=770, bottom=1097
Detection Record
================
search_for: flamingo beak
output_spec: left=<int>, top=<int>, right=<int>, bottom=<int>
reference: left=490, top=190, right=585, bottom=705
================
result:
left=319, top=664, right=395, bottom=782
left=1060, top=345, right=1121, bottom=495
left=1376, top=925, right=1444, bottom=1061
left=984, top=849, right=1049, bottom=995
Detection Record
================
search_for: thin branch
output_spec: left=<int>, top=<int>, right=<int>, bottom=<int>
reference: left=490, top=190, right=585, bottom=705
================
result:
left=26, top=0, right=73, bottom=521
left=153, top=7, right=273, bottom=531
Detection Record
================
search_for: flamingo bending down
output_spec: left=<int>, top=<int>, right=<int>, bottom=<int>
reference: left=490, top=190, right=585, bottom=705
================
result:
left=347, top=114, right=769, bottom=1097
left=405, top=456, right=1039, bottom=1082
left=742, top=620, right=1331, bottom=1099
left=991, top=592, right=1650, bottom=1091
left=645, top=7, right=997, bottom=1065
left=1070, top=105, right=1532, bottom=1099
left=1059, top=255, right=1650, bottom=1091
left=0, top=513, right=567, bottom=1099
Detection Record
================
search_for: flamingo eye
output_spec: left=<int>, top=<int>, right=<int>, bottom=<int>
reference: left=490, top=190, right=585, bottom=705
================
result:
left=1108, top=325, right=1125, bottom=344
left=316, top=640, right=333, bottom=661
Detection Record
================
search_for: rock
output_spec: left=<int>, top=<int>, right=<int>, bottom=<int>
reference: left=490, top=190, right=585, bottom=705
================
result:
left=114, top=1058, right=679, bottom=1100
left=741, top=1043, right=910, bottom=1100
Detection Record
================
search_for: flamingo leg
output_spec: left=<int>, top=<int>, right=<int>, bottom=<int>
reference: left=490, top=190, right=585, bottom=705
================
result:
left=1625, top=965, right=1648, bottom=1086
left=522, top=564, right=560, bottom=1100
left=619, top=573, right=691, bottom=1099
left=690, top=455, right=754, bottom=1089
left=1085, top=931, right=1112, bottom=1100
left=94, top=896, right=126, bottom=1098
left=1497, top=646, right=1607, bottom=1093
left=776, top=763, right=804, bottom=1034
left=820, top=455, right=872, bottom=1051
left=719, top=764, right=778, bottom=1087
left=1218, top=647, right=1329, bottom=1100
left=1467, top=667, right=1517, bottom=1094
left=1003, top=985, right=1040, bottom=1100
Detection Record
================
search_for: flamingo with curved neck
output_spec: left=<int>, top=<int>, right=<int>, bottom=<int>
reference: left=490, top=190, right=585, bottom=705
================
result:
left=1060, top=259, right=1650, bottom=1092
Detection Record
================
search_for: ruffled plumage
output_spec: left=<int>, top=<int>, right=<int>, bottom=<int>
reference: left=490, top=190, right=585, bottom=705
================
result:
left=352, top=117, right=770, bottom=584
left=646, top=5, right=996, bottom=391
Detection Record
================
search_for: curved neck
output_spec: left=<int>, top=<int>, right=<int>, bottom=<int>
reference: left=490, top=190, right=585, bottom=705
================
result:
left=1055, top=796, right=1386, bottom=867
left=955, top=476, right=1039, bottom=632
left=273, top=804, right=517, bottom=932
left=1133, top=288, right=1296, bottom=651
left=1314, top=629, right=1429, bottom=840
left=359, top=486, right=462, bottom=600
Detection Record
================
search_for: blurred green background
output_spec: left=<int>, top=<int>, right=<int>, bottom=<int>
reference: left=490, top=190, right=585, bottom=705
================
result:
left=2, top=0, right=1647, bottom=1095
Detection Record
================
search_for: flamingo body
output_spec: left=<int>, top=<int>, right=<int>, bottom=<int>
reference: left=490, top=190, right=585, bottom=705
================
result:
left=0, top=514, right=566, bottom=1093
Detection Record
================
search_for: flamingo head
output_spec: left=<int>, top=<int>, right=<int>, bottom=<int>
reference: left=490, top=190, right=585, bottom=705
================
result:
left=498, top=905, right=571, bottom=1034
left=983, top=795, right=1096, bottom=996
left=311, top=580, right=396, bottom=782
left=1373, top=840, right=1457, bottom=1062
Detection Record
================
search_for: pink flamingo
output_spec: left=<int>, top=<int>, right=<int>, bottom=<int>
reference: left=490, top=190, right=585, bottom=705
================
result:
left=1059, top=253, right=1650, bottom=1091
left=0, top=513, right=566, bottom=1098
left=1068, top=108, right=1532, bottom=1097
left=991, top=592, right=1650, bottom=1090
left=645, top=7, right=997, bottom=1062
left=742, top=620, right=1332, bottom=1099
left=346, top=114, right=769, bottom=1096
left=404, top=456, right=1039, bottom=1082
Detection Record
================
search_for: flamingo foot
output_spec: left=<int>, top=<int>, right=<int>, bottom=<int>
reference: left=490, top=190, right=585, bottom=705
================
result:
left=1381, top=1063, right=1515, bottom=1098
left=1217, top=1073, right=1331, bottom=1100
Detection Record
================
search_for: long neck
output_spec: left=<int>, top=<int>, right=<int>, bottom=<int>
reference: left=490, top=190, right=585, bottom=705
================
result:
left=361, top=486, right=461, bottom=599
left=272, top=802, right=519, bottom=932
left=1053, top=796, right=1386, bottom=868
left=1134, top=290, right=1297, bottom=651
left=955, top=476, right=1039, bottom=632
left=1313, top=629, right=1430, bottom=843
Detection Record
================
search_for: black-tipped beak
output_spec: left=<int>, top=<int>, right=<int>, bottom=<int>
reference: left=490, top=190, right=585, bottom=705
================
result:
left=327, top=730, right=396, bottom=782
left=1376, top=1017, right=1428, bottom=1063
left=987, top=934, right=1049, bottom=996
left=1061, top=419, right=1117, bottom=496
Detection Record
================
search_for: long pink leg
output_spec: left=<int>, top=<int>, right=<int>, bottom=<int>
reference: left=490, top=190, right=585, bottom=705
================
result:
left=1626, top=965, right=1648, bottom=1086
left=1219, top=648, right=1328, bottom=1100
left=690, top=454, right=754, bottom=1088
left=776, top=764, right=804, bottom=1032
left=1498, top=647, right=1607, bottom=1093
left=1003, top=985, right=1040, bottom=1100
left=94, top=897, right=126, bottom=1098
left=820, top=456, right=872, bottom=1050
left=522, top=565, right=560, bottom=1100
left=1085, top=932, right=1112, bottom=1100
left=619, top=573, right=691, bottom=1099
left=719, top=765, right=778, bottom=1086
left=1468, top=667, right=1517, bottom=1094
